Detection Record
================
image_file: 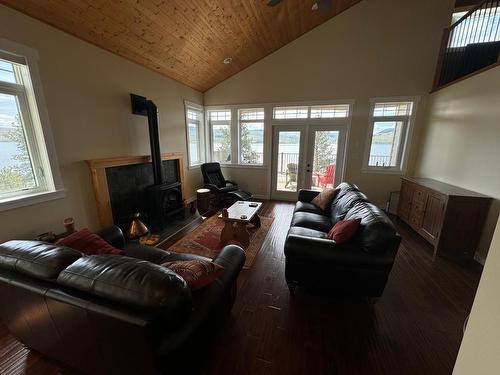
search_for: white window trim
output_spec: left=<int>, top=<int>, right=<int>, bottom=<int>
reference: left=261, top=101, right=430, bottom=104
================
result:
left=270, top=99, right=355, bottom=123
left=205, top=99, right=355, bottom=170
left=267, top=99, right=354, bottom=193
left=361, top=96, right=420, bottom=174
left=0, top=39, right=64, bottom=211
left=237, top=107, right=265, bottom=166
left=206, top=108, right=233, bottom=166
left=0, top=190, right=66, bottom=212
left=206, top=100, right=354, bottom=200
left=184, top=100, right=205, bottom=169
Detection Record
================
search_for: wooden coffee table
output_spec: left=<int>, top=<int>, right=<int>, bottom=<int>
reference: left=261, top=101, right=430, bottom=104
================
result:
left=219, top=201, right=262, bottom=248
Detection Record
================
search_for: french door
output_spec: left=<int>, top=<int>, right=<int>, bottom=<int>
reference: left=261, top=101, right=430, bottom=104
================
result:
left=271, top=124, right=347, bottom=201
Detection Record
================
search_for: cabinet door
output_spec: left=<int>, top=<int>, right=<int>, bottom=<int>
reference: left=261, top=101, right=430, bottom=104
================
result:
left=398, top=181, right=413, bottom=222
left=420, top=193, right=446, bottom=243
left=409, top=188, right=427, bottom=230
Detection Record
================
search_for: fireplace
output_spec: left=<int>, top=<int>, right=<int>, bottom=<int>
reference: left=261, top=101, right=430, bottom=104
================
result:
left=86, top=94, right=187, bottom=231
left=160, top=183, right=183, bottom=213
left=128, top=93, right=184, bottom=230
left=86, top=152, right=186, bottom=229
left=144, top=181, right=184, bottom=229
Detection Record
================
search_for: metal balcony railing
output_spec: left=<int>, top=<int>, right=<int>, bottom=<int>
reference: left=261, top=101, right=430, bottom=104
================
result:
left=434, top=0, right=500, bottom=89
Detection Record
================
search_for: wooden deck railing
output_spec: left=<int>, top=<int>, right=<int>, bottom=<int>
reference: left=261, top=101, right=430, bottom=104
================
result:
left=433, top=0, right=500, bottom=90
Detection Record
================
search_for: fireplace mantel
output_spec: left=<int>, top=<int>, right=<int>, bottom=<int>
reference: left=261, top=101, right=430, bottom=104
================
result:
left=85, top=152, right=185, bottom=227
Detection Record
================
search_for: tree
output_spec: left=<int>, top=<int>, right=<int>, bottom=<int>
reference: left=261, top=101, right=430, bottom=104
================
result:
left=215, top=125, right=231, bottom=161
left=0, top=116, right=35, bottom=192
left=213, top=122, right=262, bottom=163
left=240, top=124, right=259, bottom=163
left=0, top=166, right=26, bottom=192
left=313, top=132, right=336, bottom=173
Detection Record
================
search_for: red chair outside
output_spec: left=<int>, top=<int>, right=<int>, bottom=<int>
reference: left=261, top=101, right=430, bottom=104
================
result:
left=316, top=164, right=336, bottom=190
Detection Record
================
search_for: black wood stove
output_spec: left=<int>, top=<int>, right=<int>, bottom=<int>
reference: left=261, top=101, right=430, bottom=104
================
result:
left=130, top=94, right=184, bottom=230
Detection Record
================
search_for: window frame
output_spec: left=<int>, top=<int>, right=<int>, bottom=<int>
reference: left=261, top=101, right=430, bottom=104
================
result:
left=205, top=100, right=354, bottom=170
left=362, top=96, right=419, bottom=174
left=207, top=108, right=233, bottom=165
left=309, top=104, right=350, bottom=119
left=0, top=39, right=64, bottom=211
left=272, top=102, right=352, bottom=121
left=238, top=107, right=265, bottom=166
left=273, top=106, right=309, bottom=120
left=184, top=101, right=205, bottom=168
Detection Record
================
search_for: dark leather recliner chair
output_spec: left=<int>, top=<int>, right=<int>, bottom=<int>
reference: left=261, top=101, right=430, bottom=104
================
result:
left=0, top=226, right=245, bottom=375
left=201, top=162, right=252, bottom=204
left=284, top=183, right=401, bottom=297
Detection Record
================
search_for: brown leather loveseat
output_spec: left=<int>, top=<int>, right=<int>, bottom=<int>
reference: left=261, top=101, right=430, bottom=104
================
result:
left=0, top=226, right=245, bottom=374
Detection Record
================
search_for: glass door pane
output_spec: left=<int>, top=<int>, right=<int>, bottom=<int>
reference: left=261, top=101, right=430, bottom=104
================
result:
left=276, top=131, right=301, bottom=192
left=311, top=130, right=339, bottom=192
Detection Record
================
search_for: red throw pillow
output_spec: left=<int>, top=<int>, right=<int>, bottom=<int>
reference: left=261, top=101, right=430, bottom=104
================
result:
left=327, top=218, right=362, bottom=243
left=311, top=188, right=340, bottom=211
left=56, top=228, right=123, bottom=255
left=161, top=260, right=224, bottom=291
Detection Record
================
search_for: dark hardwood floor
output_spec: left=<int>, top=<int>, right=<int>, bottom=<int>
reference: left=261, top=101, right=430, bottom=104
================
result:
left=0, top=201, right=482, bottom=375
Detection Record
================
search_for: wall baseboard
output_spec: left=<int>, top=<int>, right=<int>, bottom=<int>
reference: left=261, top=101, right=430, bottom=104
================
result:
left=474, top=252, right=486, bottom=266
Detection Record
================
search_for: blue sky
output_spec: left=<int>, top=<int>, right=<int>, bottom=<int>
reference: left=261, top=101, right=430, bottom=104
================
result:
left=0, top=93, right=18, bottom=118
left=0, top=60, right=16, bottom=84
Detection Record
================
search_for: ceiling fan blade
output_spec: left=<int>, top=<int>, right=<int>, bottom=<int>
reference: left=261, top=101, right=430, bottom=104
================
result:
left=312, top=0, right=333, bottom=12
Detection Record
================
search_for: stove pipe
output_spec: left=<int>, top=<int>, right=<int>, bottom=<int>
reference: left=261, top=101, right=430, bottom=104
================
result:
left=130, top=94, right=164, bottom=185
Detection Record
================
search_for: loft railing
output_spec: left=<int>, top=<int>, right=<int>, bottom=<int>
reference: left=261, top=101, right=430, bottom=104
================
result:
left=369, top=155, right=391, bottom=167
left=433, top=0, right=500, bottom=90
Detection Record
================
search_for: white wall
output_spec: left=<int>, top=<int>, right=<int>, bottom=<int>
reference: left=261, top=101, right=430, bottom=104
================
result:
left=415, top=65, right=500, bottom=260
left=0, top=5, right=203, bottom=241
left=453, top=217, right=500, bottom=374
left=204, top=0, right=455, bottom=206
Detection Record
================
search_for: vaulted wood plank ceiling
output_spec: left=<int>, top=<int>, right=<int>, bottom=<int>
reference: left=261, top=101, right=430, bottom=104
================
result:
left=1, top=0, right=362, bottom=92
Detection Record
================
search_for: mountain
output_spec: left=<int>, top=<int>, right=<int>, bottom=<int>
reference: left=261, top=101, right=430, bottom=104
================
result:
left=374, top=128, right=394, bottom=135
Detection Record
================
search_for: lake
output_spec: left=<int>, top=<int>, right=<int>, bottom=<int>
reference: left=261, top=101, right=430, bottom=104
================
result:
left=143, top=140, right=393, bottom=167
left=370, top=143, right=392, bottom=157
left=249, top=143, right=392, bottom=156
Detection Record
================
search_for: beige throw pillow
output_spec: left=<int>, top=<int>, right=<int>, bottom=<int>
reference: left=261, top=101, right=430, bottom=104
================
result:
left=311, top=188, right=340, bottom=211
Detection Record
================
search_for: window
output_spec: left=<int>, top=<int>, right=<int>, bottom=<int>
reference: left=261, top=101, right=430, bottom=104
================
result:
left=208, top=110, right=231, bottom=121
left=373, top=102, right=412, bottom=117
left=205, top=101, right=352, bottom=168
left=310, top=104, right=349, bottom=118
left=273, top=106, right=308, bottom=119
left=273, top=104, right=351, bottom=120
left=363, top=99, right=417, bottom=172
left=239, top=108, right=264, bottom=165
left=184, top=102, right=204, bottom=167
left=0, top=48, right=59, bottom=204
left=209, top=109, right=232, bottom=163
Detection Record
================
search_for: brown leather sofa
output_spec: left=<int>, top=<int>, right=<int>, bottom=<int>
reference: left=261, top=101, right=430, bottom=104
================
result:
left=0, top=226, right=245, bottom=374
left=284, top=183, right=401, bottom=297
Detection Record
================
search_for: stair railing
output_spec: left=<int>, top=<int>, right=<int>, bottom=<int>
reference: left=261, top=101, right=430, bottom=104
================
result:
left=433, top=0, right=500, bottom=90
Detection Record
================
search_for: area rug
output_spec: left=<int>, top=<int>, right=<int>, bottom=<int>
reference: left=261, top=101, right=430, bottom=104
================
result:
left=163, top=214, right=274, bottom=268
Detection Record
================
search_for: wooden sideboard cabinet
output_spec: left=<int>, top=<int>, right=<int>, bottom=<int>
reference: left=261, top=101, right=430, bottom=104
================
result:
left=398, top=176, right=491, bottom=262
